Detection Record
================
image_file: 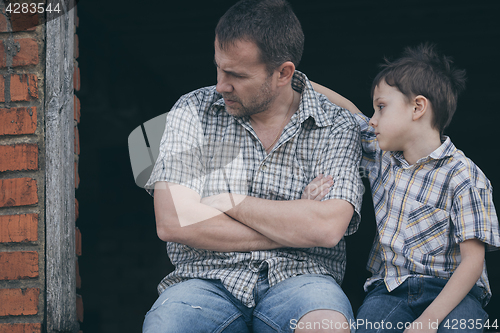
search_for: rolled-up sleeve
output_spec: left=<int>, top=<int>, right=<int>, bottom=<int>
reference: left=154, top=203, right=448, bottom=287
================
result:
left=451, top=184, right=500, bottom=251
left=321, top=116, right=363, bottom=235
left=145, top=96, right=206, bottom=196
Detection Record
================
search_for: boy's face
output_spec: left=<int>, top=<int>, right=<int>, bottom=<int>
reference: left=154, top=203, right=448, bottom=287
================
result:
left=370, top=80, right=415, bottom=151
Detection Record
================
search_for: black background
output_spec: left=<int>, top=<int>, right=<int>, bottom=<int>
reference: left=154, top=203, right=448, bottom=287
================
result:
left=76, top=0, right=500, bottom=331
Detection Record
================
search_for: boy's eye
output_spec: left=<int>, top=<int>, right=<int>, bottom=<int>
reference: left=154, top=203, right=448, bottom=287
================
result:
left=378, top=105, right=385, bottom=110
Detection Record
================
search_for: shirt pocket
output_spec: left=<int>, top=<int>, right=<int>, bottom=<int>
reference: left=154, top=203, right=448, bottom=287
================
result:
left=404, top=200, right=450, bottom=256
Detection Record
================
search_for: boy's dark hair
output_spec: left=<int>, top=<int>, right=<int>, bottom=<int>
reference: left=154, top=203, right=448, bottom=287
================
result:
left=371, top=43, right=467, bottom=133
left=215, top=0, right=304, bottom=73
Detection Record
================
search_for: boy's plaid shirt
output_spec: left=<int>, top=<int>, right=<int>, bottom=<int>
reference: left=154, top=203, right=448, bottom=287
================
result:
left=355, top=113, right=500, bottom=305
left=145, top=72, right=363, bottom=307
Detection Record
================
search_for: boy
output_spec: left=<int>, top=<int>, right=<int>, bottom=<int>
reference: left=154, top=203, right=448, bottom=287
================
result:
left=311, top=44, right=500, bottom=332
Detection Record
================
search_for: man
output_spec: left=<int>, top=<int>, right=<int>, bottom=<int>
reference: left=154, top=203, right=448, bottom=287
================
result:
left=143, top=0, right=362, bottom=332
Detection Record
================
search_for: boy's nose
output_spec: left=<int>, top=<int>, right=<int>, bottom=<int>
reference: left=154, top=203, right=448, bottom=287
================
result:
left=369, top=117, right=377, bottom=128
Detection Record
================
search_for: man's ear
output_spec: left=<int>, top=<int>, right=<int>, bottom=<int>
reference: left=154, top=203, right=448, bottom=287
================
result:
left=276, top=61, right=295, bottom=87
left=412, top=95, right=429, bottom=121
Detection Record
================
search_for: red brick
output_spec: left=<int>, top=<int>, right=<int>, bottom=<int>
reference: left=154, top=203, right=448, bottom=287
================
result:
left=10, top=74, right=38, bottom=101
left=0, top=323, right=42, bottom=333
left=76, top=259, right=81, bottom=289
left=75, top=161, right=80, bottom=189
left=75, top=198, right=79, bottom=220
left=12, top=39, right=39, bottom=67
left=0, top=107, right=37, bottom=135
left=0, top=144, right=38, bottom=172
left=0, top=251, right=38, bottom=280
left=0, top=178, right=37, bottom=208
left=74, top=95, right=81, bottom=123
left=74, top=66, right=80, bottom=91
left=0, top=214, right=38, bottom=243
left=10, top=12, right=38, bottom=32
left=0, top=75, right=38, bottom=102
left=0, top=39, right=38, bottom=69
left=0, top=41, right=5, bottom=68
left=74, top=34, right=79, bottom=59
left=76, top=294, right=84, bottom=322
left=75, top=227, right=82, bottom=256
left=0, top=75, right=5, bottom=102
left=0, top=288, right=39, bottom=316
left=74, top=126, right=80, bottom=155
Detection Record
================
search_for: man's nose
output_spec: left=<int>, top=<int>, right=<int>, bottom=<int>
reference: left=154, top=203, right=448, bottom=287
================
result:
left=216, top=73, right=233, bottom=94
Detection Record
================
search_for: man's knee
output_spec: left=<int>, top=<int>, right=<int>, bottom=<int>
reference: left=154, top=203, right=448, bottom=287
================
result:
left=295, top=310, right=350, bottom=333
left=143, top=279, right=248, bottom=333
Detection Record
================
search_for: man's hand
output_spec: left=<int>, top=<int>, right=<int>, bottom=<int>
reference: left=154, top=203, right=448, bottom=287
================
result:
left=301, top=174, right=334, bottom=201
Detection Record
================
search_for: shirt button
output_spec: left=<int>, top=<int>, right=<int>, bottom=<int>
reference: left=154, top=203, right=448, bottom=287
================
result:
left=243, top=287, right=249, bottom=292
left=388, top=271, right=394, bottom=276
left=261, top=164, right=267, bottom=170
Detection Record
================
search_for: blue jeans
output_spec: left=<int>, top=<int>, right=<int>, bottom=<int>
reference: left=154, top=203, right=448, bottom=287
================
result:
left=356, top=277, right=488, bottom=333
left=143, top=272, right=355, bottom=333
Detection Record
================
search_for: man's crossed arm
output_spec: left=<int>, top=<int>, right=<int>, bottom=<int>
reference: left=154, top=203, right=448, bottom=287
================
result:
left=153, top=174, right=350, bottom=252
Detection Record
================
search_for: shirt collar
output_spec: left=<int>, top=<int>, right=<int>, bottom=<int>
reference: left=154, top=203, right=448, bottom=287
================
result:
left=211, top=71, right=333, bottom=128
left=292, top=71, right=333, bottom=127
left=428, top=136, right=456, bottom=160
left=391, top=136, right=456, bottom=166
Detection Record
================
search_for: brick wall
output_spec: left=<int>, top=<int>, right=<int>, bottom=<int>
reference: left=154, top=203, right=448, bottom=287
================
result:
left=0, top=7, right=45, bottom=331
left=0, top=4, right=81, bottom=332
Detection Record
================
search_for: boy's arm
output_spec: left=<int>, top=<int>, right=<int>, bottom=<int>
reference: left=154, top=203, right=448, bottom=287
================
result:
left=311, top=81, right=380, bottom=171
left=404, top=238, right=485, bottom=333
left=311, top=81, right=361, bottom=114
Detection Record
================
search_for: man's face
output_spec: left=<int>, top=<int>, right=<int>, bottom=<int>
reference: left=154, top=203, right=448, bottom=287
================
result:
left=214, top=38, right=278, bottom=117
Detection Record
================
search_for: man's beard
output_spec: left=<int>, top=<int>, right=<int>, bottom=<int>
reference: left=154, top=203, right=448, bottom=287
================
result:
left=223, top=78, right=277, bottom=117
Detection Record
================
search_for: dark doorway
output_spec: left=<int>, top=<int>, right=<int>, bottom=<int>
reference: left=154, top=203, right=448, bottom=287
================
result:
left=76, top=1, right=500, bottom=331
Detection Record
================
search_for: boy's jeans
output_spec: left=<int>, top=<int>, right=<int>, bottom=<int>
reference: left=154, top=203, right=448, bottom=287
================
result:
left=356, top=276, right=488, bottom=333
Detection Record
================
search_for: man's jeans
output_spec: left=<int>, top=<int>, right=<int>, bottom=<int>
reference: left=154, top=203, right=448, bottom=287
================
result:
left=356, top=276, right=489, bottom=333
left=143, top=272, right=355, bottom=332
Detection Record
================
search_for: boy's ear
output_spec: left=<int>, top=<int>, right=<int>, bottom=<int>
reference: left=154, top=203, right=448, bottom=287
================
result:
left=412, top=95, right=429, bottom=121
left=276, top=61, right=295, bottom=87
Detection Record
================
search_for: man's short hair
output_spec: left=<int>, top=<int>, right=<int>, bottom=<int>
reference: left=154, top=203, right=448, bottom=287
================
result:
left=215, top=0, right=304, bottom=73
left=371, top=43, right=467, bottom=133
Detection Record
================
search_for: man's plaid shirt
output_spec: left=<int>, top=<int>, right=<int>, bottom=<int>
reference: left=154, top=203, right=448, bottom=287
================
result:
left=145, top=71, right=363, bottom=307
left=355, top=113, right=500, bottom=305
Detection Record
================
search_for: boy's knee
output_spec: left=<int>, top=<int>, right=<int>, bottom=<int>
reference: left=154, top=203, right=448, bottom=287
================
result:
left=295, top=310, right=350, bottom=333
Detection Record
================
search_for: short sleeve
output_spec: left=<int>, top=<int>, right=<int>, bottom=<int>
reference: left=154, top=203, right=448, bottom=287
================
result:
left=321, top=117, right=364, bottom=236
left=144, top=96, right=207, bottom=196
left=451, top=185, right=500, bottom=252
